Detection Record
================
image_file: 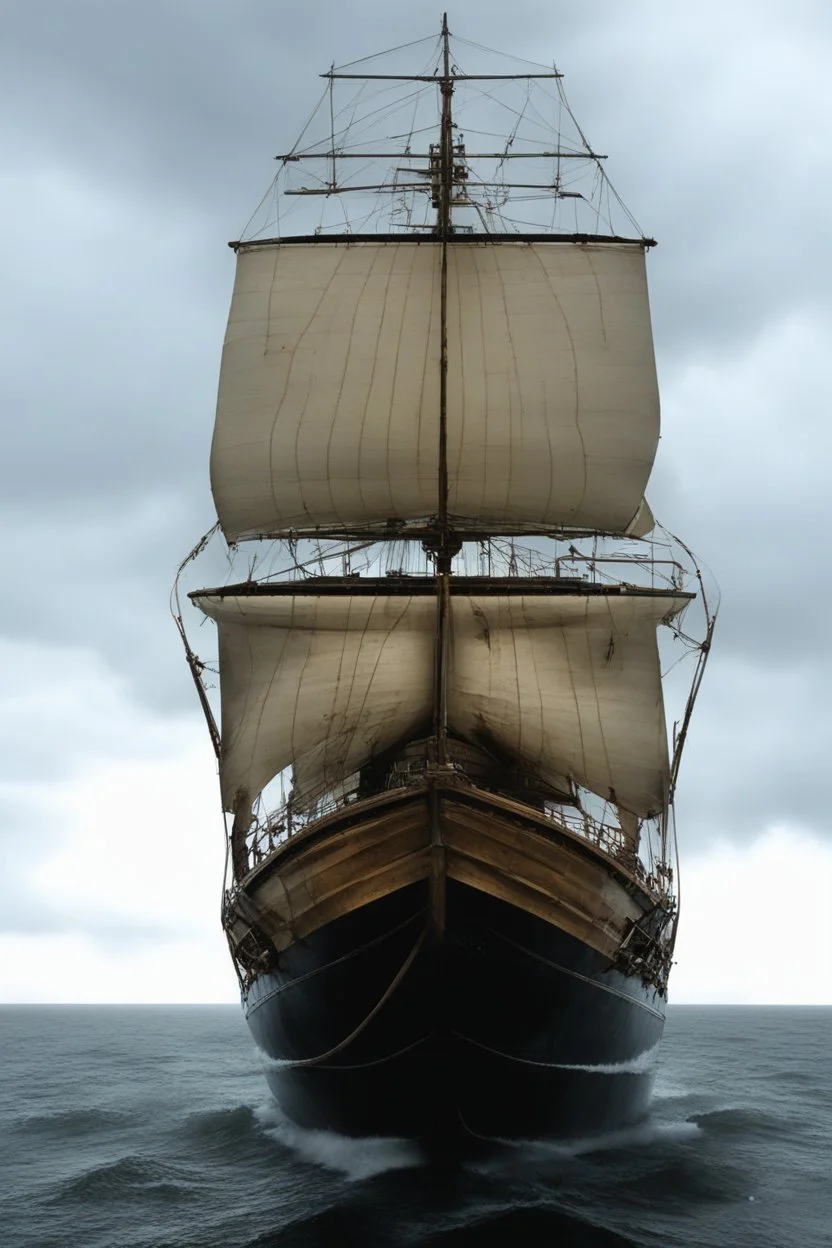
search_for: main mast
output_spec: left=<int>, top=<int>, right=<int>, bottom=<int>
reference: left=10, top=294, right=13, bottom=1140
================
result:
left=435, top=12, right=452, bottom=558
left=433, top=13, right=453, bottom=774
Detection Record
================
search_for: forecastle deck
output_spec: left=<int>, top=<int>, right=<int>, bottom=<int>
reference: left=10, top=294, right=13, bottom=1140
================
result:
left=223, top=779, right=670, bottom=988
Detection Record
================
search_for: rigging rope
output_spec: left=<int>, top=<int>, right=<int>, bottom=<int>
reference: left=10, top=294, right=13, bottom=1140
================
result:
left=261, top=918, right=431, bottom=1069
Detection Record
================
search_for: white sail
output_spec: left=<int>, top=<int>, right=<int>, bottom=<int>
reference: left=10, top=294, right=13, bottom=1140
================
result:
left=196, top=594, right=437, bottom=814
left=211, top=240, right=659, bottom=540
left=451, top=594, right=683, bottom=818
left=194, top=589, right=687, bottom=818
left=626, top=498, right=654, bottom=537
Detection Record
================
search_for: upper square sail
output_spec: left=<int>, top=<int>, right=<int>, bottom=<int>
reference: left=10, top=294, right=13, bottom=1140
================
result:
left=210, top=237, right=659, bottom=540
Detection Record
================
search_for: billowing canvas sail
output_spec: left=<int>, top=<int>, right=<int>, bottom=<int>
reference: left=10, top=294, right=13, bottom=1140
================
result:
left=210, top=240, right=659, bottom=540
left=194, top=590, right=686, bottom=818
left=193, top=594, right=436, bottom=814
left=450, top=594, right=683, bottom=818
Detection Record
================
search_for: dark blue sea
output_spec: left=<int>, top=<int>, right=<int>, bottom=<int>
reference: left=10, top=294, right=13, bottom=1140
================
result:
left=1, top=1006, right=829, bottom=1248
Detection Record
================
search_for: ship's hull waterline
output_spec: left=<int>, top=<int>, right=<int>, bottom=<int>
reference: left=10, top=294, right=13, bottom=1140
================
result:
left=228, top=785, right=668, bottom=1146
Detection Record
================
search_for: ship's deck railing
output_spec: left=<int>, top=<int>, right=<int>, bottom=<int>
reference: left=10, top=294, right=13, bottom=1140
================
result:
left=247, top=787, right=362, bottom=863
left=245, top=769, right=664, bottom=894
left=555, top=805, right=630, bottom=860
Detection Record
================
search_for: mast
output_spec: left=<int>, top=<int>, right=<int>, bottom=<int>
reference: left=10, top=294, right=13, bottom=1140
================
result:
left=436, top=12, right=452, bottom=553
left=439, top=12, right=453, bottom=238
left=434, top=13, right=453, bottom=777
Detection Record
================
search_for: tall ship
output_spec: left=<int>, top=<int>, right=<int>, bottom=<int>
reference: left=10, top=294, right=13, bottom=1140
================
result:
left=174, top=17, right=715, bottom=1146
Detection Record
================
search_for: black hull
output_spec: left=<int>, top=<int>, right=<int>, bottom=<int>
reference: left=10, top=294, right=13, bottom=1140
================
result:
left=243, top=879, right=665, bottom=1144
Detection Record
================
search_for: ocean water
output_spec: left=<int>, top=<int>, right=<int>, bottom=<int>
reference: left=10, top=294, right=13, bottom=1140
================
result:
left=1, top=1006, right=829, bottom=1248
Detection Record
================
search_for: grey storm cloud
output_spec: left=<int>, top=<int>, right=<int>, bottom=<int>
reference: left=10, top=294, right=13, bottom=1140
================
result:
left=2, top=0, right=832, bottom=953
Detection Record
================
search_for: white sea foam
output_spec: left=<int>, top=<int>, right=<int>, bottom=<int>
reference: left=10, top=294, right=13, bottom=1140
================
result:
left=543, top=1041, right=663, bottom=1074
left=652, top=1077, right=696, bottom=1100
left=488, top=1117, right=702, bottom=1163
left=252, top=1101, right=422, bottom=1180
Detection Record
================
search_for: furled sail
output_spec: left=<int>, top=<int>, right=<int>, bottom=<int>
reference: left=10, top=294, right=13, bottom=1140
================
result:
left=210, top=240, right=660, bottom=540
left=193, top=589, right=688, bottom=818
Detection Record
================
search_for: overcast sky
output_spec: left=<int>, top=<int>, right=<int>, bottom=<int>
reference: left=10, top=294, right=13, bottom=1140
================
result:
left=2, top=0, right=831, bottom=1005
